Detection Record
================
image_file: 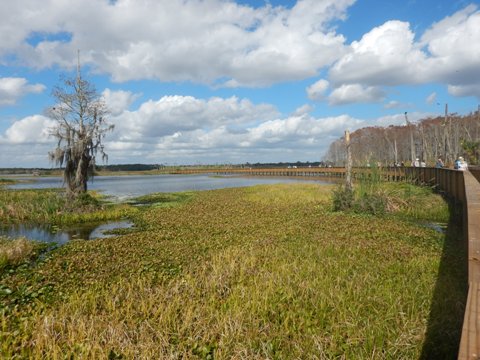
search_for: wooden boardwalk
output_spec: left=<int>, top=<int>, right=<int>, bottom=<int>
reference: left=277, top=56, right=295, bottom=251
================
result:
left=459, top=171, right=480, bottom=359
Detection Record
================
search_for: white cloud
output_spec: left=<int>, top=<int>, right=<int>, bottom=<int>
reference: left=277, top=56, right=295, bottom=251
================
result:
left=421, top=5, right=480, bottom=79
left=328, top=84, right=385, bottom=105
left=1, top=115, right=54, bottom=144
left=327, top=5, right=480, bottom=102
left=112, top=95, right=279, bottom=141
left=0, top=77, right=45, bottom=106
left=448, top=84, right=480, bottom=98
left=329, top=20, right=426, bottom=87
left=292, top=104, right=314, bottom=116
left=426, top=92, right=437, bottom=105
left=0, top=94, right=367, bottom=166
left=0, top=0, right=355, bottom=87
left=384, top=101, right=401, bottom=109
left=102, top=88, right=140, bottom=116
left=306, top=79, right=329, bottom=101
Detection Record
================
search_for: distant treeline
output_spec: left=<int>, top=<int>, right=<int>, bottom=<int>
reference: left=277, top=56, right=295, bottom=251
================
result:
left=0, top=164, right=160, bottom=174
left=244, top=161, right=324, bottom=168
left=324, top=109, right=480, bottom=167
left=0, top=161, right=328, bottom=175
left=96, top=164, right=160, bottom=172
left=0, top=168, right=55, bottom=175
left=99, top=162, right=327, bottom=170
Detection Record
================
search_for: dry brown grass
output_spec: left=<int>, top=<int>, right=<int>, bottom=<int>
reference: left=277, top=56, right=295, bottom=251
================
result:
left=0, top=237, right=36, bottom=270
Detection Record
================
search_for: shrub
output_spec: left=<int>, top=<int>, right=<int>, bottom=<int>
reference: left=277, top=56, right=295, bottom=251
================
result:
left=353, top=192, right=387, bottom=215
left=332, top=186, right=354, bottom=211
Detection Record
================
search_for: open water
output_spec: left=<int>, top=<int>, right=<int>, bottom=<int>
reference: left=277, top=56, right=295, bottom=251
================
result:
left=3, top=174, right=332, bottom=243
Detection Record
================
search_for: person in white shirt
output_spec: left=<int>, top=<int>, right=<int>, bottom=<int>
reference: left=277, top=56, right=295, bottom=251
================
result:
left=454, top=156, right=468, bottom=171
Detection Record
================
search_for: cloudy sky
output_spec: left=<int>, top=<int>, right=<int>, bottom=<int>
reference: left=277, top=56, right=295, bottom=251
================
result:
left=1, top=0, right=479, bottom=167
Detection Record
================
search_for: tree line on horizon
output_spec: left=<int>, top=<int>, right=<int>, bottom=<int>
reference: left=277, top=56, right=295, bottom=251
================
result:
left=323, top=108, right=480, bottom=167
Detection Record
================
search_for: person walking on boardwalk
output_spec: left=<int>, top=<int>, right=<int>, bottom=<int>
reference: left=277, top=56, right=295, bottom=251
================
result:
left=454, top=156, right=468, bottom=171
left=435, top=157, right=444, bottom=168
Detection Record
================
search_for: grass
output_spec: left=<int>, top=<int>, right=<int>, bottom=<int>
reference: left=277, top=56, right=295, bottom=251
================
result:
left=0, top=178, right=16, bottom=186
left=0, top=188, right=138, bottom=225
left=0, top=183, right=466, bottom=358
left=128, top=191, right=194, bottom=207
left=0, top=237, right=46, bottom=272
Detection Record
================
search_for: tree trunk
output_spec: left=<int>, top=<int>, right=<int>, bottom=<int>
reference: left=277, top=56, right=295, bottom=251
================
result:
left=345, top=130, right=353, bottom=192
left=74, top=153, right=91, bottom=194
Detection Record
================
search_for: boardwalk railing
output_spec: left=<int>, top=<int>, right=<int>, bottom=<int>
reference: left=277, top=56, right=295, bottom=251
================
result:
left=168, top=166, right=480, bottom=358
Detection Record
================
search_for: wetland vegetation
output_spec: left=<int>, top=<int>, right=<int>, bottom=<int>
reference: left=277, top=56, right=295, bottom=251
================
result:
left=0, top=181, right=466, bottom=358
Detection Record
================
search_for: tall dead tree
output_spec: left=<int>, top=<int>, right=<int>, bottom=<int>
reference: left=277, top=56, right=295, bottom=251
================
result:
left=48, top=55, right=113, bottom=198
left=404, top=112, right=415, bottom=163
left=345, top=130, right=353, bottom=192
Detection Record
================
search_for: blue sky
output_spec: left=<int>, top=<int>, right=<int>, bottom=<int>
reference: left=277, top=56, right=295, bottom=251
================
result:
left=0, top=0, right=479, bottom=167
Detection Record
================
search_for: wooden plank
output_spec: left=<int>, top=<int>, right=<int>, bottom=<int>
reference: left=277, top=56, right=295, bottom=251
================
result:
left=459, top=171, right=480, bottom=359
left=459, top=283, right=480, bottom=359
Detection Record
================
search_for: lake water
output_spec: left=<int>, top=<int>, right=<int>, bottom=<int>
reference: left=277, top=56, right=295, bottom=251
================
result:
left=1, top=221, right=133, bottom=245
left=8, top=174, right=333, bottom=200
left=3, top=174, right=333, bottom=243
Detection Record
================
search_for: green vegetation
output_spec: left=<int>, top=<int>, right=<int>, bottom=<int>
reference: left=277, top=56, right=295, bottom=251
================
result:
left=0, top=183, right=465, bottom=358
left=0, top=178, right=15, bottom=186
left=333, top=165, right=449, bottom=222
left=0, top=188, right=137, bottom=225
left=128, top=191, right=194, bottom=207
left=0, top=237, right=49, bottom=272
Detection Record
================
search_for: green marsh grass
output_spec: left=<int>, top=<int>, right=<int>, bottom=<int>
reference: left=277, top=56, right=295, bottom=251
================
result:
left=0, top=178, right=15, bottom=186
left=0, top=188, right=137, bottom=225
left=0, top=183, right=465, bottom=358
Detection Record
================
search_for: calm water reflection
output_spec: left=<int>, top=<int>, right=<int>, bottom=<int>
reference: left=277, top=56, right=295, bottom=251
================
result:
left=1, top=221, right=133, bottom=244
left=9, top=174, right=331, bottom=200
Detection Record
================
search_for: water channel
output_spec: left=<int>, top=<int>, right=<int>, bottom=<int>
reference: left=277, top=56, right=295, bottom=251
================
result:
left=3, top=174, right=333, bottom=243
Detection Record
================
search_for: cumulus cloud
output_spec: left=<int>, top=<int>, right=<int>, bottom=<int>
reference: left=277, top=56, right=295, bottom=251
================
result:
left=448, top=84, right=480, bottom=98
left=111, top=95, right=279, bottom=142
left=306, top=79, right=329, bottom=101
left=329, top=20, right=426, bottom=87
left=1, top=115, right=54, bottom=143
left=102, top=88, right=140, bottom=115
left=384, top=100, right=401, bottom=109
left=0, top=77, right=45, bottom=106
left=420, top=4, right=480, bottom=86
left=328, top=84, right=386, bottom=105
left=0, top=94, right=367, bottom=166
left=0, top=0, right=355, bottom=87
left=292, top=104, right=314, bottom=116
left=327, top=4, right=480, bottom=102
left=105, top=107, right=364, bottom=164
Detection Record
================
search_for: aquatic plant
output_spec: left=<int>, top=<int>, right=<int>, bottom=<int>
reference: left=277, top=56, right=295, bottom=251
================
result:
left=0, top=184, right=464, bottom=358
left=0, top=188, right=137, bottom=226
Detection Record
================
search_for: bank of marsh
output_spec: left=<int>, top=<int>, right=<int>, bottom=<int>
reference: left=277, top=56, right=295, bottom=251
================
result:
left=0, top=183, right=466, bottom=358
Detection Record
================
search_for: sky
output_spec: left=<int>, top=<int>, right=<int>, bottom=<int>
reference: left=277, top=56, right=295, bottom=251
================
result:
left=0, top=0, right=479, bottom=167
